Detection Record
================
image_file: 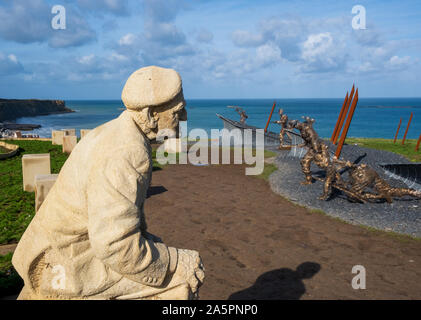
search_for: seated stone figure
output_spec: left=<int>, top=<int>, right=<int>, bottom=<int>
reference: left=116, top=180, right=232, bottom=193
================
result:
left=12, top=66, right=205, bottom=300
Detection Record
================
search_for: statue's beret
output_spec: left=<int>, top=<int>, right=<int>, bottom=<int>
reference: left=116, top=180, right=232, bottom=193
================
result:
left=122, top=66, right=182, bottom=110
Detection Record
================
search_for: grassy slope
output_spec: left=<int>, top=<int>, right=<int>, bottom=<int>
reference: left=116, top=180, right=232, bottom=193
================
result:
left=0, top=140, right=68, bottom=296
left=345, top=138, right=420, bottom=162
left=0, top=146, right=10, bottom=154
left=0, top=140, right=69, bottom=245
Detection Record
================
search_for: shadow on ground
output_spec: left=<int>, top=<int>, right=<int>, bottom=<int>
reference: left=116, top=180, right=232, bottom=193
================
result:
left=228, top=262, right=321, bottom=300
left=147, top=185, right=168, bottom=198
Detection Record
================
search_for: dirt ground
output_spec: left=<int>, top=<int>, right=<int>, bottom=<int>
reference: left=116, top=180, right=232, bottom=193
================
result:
left=145, top=162, right=421, bottom=300
left=2, top=161, right=420, bottom=300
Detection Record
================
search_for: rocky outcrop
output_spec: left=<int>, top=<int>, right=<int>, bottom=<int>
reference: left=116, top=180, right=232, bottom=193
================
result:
left=0, top=99, right=73, bottom=122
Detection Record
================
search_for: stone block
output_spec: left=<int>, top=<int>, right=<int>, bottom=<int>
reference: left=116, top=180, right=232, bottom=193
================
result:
left=22, top=154, right=51, bottom=192
left=80, top=129, right=91, bottom=139
left=52, top=130, right=65, bottom=145
left=62, top=135, right=77, bottom=154
left=164, top=138, right=187, bottom=153
left=62, top=129, right=76, bottom=136
left=34, top=174, right=58, bottom=212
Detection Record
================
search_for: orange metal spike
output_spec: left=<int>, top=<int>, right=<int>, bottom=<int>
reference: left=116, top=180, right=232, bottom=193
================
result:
left=333, top=84, right=355, bottom=144
left=331, top=91, right=349, bottom=142
left=401, top=112, right=413, bottom=145
left=393, top=118, right=402, bottom=143
left=264, top=101, right=276, bottom=133
left=415, top=133, right=421, bottom=152
left=335, top=88, right=359, bottom=159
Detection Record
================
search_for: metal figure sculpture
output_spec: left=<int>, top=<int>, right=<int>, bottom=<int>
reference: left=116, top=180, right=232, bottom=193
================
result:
left=273, top=109, right=293, bottom=149
left=345, top=163, right=421, bottom=203
left=291, top=115, right=421, bottom=204
left=228, top=106, right=248, bottom=124
left=290, top=118, right=324, bottom=185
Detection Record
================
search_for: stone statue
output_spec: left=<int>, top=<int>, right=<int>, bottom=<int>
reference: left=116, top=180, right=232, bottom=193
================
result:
left=12, top=66, right=204, bottom=300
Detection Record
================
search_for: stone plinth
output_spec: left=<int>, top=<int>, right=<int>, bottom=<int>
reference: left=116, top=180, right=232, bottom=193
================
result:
left=35, top=174, right=58, bottom=212
left=62, top=135, right=77, bottom=154
left=80, top=129, right=91, bottom=139
left=164, top=138, right=187, bottom=153
left=62, top=129, right=76, bottom=136
left=22, top=154, right=51, bottom=192
left=52, top=130, right=65, bottom=145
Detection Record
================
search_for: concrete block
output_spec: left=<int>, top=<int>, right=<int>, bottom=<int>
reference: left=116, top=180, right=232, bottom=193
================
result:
left=35, top=174, right=58, bottom=212
left=22, top=154, right=51, bottom=192
left=52, top=130, right=65, bottom=145
left=62, top=129, right=76, bottom=136
left=164, top=138, right=187, bottom=153
left=62, top=135, right=77, bottom=154
left=80, top=129, right=91, bottom=139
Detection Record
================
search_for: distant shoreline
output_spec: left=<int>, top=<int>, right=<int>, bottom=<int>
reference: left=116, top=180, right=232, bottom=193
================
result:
left=0, top=98, right=74, bottom=124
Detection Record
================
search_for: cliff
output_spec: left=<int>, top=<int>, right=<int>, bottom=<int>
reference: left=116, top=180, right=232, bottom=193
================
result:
left=0, top=99, right=73, bottom=122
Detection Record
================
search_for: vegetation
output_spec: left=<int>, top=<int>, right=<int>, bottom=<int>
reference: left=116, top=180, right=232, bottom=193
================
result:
left=0, top=252, right=23, bottom=297
left=345, top=138, right=421, bottom=162
left=0, top=146, right=9, bottom=154
left=0, top=140, right=69, bottom=245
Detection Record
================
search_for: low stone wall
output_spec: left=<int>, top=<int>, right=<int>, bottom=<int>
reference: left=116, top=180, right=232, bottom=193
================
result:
left=0, top=141, right=19, bottom=160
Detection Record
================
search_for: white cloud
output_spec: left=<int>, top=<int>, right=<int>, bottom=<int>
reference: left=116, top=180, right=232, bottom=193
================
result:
left=256, top=43, right=282, bottom=67
left=119, top=33, right=136, bottom=46
left=386, top=55, right=412, bottom=70
left=0, top=0, right=96, bottom=48
left=300, top=32, right=347, bottom=73
left=0, top=52, right=24, bottom=76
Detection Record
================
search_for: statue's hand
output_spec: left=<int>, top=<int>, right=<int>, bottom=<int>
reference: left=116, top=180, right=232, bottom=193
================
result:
left=176, top=249, right=205, bottom=296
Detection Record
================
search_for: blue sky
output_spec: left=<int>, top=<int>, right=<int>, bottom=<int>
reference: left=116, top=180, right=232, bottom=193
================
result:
left=0, top=0, right=420, bottom=99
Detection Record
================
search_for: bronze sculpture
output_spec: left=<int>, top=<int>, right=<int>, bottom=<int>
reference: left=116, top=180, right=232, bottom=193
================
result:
left=228, top=106, right=248, bottom=124
left=273, top=109, right=293, bottom=149
left=284, top=115, right=421, bottom=204
left=345, top=163, right=421, bottom=203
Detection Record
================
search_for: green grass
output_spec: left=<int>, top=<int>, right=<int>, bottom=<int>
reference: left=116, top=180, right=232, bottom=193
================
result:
left=0, top=140, right=69, bottom=297
left=0, top=252, right=23, bottom=297
left=345, top=138, right=421, bottom=162
left=0, top=146, right=10, bottom=154
left=0, top=140, right=69, bottom=245
left=256, top=163, right=277, bottom=181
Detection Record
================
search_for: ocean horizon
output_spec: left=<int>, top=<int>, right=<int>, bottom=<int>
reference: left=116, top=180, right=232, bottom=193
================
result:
left=15, top=98, right=421, bottom=140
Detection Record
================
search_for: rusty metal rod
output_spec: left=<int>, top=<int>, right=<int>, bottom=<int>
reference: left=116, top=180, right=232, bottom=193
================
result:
left=401, top=112, right=413, bottom=145
left=335, top=88, right=359, bottom=159
left=333, top=84, right=355, bottom=144
left=331, top=91, right=349, bottom=142
left=393, top=118, right=402, bottom=143
left=264, top=101, right=276, bottom=133
left=416, top=133, right=421, bottom=152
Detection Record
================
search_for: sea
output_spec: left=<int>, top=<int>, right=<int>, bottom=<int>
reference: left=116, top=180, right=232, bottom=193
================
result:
left=15, top=98, right=421, bottom=140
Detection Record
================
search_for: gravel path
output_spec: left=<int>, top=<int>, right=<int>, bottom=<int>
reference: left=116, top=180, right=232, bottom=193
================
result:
left=268, top=142, right=421, bottom=238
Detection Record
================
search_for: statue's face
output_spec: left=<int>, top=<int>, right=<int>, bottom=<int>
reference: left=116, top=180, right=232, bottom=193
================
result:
left=152, top=95, right=187, bottom=137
